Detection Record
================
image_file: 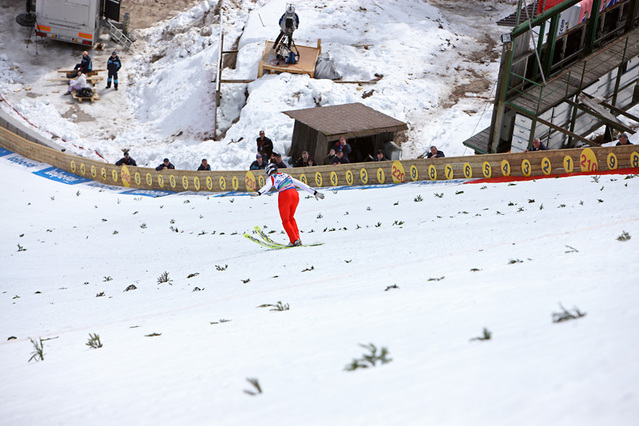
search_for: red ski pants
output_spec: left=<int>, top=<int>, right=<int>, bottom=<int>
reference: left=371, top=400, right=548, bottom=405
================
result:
left=278, top=189, right=300, bottom=244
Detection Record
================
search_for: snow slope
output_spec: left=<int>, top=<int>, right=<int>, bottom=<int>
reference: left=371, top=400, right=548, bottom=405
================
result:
left=1, top=152, right=638, bottom=424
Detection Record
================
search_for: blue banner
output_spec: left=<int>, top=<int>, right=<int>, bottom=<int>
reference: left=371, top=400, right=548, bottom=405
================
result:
left=121, top=189, right=173, bottom=198
left=6, top=155, right=40, bottom=168
left=33, top=167, right=90, bottom=185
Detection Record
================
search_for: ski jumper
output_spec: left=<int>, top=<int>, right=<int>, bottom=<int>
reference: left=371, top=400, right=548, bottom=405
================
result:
left=257, top=172, right=316, bottom=244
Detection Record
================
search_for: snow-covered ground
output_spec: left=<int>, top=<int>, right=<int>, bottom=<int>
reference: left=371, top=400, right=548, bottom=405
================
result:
left=0, top=0, right=516, bottom=170
left=2, top=1, right=639, bottom=424
left=1, top=149, right=638, bottom=424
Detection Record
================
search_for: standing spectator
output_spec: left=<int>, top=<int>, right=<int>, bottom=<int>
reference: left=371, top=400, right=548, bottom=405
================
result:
left=295, top=151, right=311, bottom=167
left=256, top=130, right=274, bottom=160
left=524, top=138, right=548, bottom=152
left=64, top=70, right=86, bottom=95
left=250, top=154, right=266, bottom=170
left=73, top=51, right=92, bottom=74
left=373, top=149, right=388, bottom=161
left=426, top=146, right=445, bottom=158
left=324, top=148, right=336, bottom=165
left=307, top=158, right=316, bottom=167
left=106, top=51, right=121, bottom=90
left=616, top=133, right=633, bottom=146
left=332, top=136, right=352, bottom=160
left=271, top=152, right=288, bottom=168
left=155, top=158, right=175, bottom=171
left=197, top=159, right=211, bottom=171
left=115, top=151, right=137, bottom=166
left=332, top=150, right=350, bottom=165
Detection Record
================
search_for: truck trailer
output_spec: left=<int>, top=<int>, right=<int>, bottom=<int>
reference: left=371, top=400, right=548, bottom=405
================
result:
left=33, top=0, right=121, bottom=46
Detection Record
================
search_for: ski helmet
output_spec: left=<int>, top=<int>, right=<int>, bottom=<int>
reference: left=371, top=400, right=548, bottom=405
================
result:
left=286, top=4, right=295, bottom=14
left=265, top=163, right=278, bottom=176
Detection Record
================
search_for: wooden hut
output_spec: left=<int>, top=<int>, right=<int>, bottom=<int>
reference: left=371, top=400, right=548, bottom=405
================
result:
left=283, top=103, right=407, bottom=164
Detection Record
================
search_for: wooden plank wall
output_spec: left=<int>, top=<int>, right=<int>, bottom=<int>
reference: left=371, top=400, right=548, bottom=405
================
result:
left=1, top=126, right=638, bottom=193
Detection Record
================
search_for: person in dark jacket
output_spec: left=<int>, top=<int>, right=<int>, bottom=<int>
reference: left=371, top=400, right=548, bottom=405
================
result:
left=271, top=152, right=288, bottom=168
left=115, top=151, right=136, bottom=166
left=155, top=158, right=175, bottom=171
left=616, top=133, right=633, bottom=146
left=332, top=137, right=352, bottom=160
left=294, top=151, right=311, bottom=167
left=74, top=51, right=92, bottom=74
left=373, top=149, right=388, bottom=161
left=106, top=51, right=121, bottom=90
left=197, top=159, right=211, bottom=171
left=250, top=154, right=267, bottom=170
left=332, top=150, right=350, bottom=165
left=426, top=146, right=445, bottom=158
left=324, top=148, right=336, bottom=165
left=256, top=130, right=274, bottom=160
left=525, top=138, right=548, bottom=152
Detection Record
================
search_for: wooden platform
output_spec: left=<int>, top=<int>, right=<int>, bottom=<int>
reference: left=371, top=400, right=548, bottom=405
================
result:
left=71, top=90, right=100, bottom=103
left=508, top=26, right=639, bottom=115
left=257, top=40, right=321, bottom=78
left=461, top=126, right=492, bottom=154
left=58, top=69, right=105, bottom=77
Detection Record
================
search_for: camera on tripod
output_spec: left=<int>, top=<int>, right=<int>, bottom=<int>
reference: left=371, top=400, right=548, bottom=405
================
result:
left=273, top=4, right=300, bottom=64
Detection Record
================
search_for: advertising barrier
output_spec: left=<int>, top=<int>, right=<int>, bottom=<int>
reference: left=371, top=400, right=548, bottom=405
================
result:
left=1, top=126, right=638, bottom=193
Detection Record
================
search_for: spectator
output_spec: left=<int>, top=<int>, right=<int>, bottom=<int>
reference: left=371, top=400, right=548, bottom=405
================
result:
left=64, top=70, right=87, bottom=95
left=106, top=51, right=121, bottom=90
left=525, top=138, right=548, bottom=152
left=115, top=151, right=137, bottom=166
left=307, top=158, right=316, bottom=167
left=271, top=152, right=288, bottom=168
left=74, top=51, right=92, bottom=74
left=256, top=130, right=274, bottom=160
left=426, top=146, right=445, bottom=158
left=197, top=159, right=211, bottom=171
left=295, top=151, right=311, bottom=167
left=324, top=148, right=336, bottom=165
left=250, top=154, right=266, bottom=170
left=332, top=136, right=352, bottom=160
left=616, top=133, right=633, bottom=146
left=373, top=149, right=388, bottom=161
left=332, top=150, right=350, bottom=165
left=64, top=69, right=87, bottom=95
left=155, top=158, right=175, bottom=171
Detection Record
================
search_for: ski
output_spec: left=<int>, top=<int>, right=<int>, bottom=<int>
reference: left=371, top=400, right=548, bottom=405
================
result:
left=243, top=232, right=286, bottom=249
left=244, top=226, right=325, bottom=249
left=254, top=226, right=283, bottom=246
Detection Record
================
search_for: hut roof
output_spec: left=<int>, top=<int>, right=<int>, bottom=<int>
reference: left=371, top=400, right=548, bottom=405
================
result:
left=283, top=103, right=407, bottom=141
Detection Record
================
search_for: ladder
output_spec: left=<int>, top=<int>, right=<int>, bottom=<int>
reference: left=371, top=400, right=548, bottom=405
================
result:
left=102, top=19, right=133, bottom=50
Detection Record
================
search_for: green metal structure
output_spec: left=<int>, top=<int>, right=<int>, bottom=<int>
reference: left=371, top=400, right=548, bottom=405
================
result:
left=464, top=0, right=639, bottom=154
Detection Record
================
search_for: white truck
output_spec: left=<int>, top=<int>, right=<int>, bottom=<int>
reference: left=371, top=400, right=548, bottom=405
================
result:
left=33, top=0, right=121, bottom=47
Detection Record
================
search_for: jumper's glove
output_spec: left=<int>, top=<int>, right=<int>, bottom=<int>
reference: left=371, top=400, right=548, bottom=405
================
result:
left=250, top=192, right=260, bottom=197
left=314, top=191, right=324, bottom=200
